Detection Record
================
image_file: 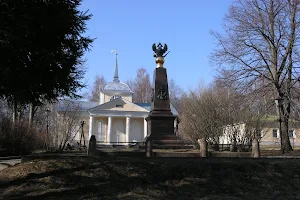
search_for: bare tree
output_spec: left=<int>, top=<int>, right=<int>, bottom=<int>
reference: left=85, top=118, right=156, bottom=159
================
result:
left=50, top=100, right=83, bottom=152
left=125, top=79, right=135, bottom=94
left=211, top=0, right=300, bottom=153
left=168, top=78, right=183, bottom=113
left=180, top=84, right=230, bottom=149
left=168, top=78, right=183, bottom=100
left=133, top=68, right=152, bottom=103
left=180, top=78, right=265, bottom=151
left=89, top=75, right=106, bottom=102
left=223, top=104, right=268, bottom=152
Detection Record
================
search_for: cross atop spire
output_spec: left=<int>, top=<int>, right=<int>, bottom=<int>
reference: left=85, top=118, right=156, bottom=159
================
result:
left=111, top=49, right=119, bottom=82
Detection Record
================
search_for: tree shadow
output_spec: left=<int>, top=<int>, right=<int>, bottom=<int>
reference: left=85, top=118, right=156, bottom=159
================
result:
left=1, top=157, right=299, bottom=199
left=0, top=156, right=157, bottom=199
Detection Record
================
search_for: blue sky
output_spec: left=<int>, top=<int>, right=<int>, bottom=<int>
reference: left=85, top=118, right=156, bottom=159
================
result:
left=79, top=0, right=233, bottom=93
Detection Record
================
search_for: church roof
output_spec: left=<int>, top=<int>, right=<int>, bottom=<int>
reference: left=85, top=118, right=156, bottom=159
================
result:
left=56, top=99, right=99, bottom=111
left=89, top=98, right=149, bottom=113
left=56, top=99, right=178, bottom=116
left=103, top=81, right=133, bottom=93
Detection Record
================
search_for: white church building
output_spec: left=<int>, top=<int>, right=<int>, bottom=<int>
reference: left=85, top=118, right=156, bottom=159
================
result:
left=56, top=53, right=178, bottom=145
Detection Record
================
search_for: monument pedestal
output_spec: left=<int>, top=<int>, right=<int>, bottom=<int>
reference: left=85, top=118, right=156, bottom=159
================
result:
left=145, top=114, right=193, bottom=157
left=146, top=115, right=176, bottom=140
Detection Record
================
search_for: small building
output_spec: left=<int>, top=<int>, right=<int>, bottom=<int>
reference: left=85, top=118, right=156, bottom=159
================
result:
left=260, top=121, right=300, bottom=147
left=220, top=121, right=300, bottom=147
left=56, top=56, right=178, bottom=146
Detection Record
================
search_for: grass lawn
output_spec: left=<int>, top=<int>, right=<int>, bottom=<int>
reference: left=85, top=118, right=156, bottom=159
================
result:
left=1, top=154, right=300, bottom=200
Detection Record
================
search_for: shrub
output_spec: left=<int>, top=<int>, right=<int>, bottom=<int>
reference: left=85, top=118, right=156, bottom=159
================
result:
left=0, top=116, right=45, bottom=156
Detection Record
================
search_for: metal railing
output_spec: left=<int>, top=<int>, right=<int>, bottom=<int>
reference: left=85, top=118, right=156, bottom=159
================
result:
left=212, top=144, right=252, bottom=152
left=94, top=141, right=252, bottom=152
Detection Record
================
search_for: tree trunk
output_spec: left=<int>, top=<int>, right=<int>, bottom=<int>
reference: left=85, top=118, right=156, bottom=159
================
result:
left=60, top=138, right=68, bottom=153
left=28, top=104, right=33, bottom=127
left=12, top=101, right=17, bottom=124
left=281, top=43, right=294, bottom=154
left=28, top=103, right=38, bottom=128
left=280, top=104, right=293, bottom=154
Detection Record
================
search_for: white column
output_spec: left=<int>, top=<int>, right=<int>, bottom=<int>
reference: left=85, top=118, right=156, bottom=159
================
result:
left=126, top=117, right=130, bottom=144
left=107, top=117, right=112, bottom=144
left=144, top=117, right=148, bottom=138
left=89, top=116, right=94, bottom=140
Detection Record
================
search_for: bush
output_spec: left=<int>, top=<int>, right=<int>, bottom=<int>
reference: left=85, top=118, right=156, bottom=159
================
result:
left=0, top=116, right=45, bottom=156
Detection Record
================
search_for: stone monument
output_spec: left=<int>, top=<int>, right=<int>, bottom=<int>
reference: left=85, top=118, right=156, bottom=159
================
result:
left=145, top=43, right=177, bottom=156
left=88, top=135, right=97, bottom=156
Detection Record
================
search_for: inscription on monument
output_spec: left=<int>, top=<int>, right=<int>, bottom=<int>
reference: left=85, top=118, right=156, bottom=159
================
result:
left=154, top=123, right=168, bottom=128
left=156, top=87, right=168, bottom=100
left=151, top=120, right=173, bottom=134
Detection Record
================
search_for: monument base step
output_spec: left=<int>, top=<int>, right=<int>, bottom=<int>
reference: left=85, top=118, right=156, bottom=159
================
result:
left=139, top=139, right=195, bottom=150
left=143, top=134, right=195, bottom=150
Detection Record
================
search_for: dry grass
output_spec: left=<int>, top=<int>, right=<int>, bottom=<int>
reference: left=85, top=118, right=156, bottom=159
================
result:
left=1, top=154, right=300, bottom=199
left=261, top=149, right=300, bottom=156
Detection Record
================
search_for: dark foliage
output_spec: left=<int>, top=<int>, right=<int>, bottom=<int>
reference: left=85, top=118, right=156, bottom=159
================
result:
left=0, top=0, right=93, bottom=107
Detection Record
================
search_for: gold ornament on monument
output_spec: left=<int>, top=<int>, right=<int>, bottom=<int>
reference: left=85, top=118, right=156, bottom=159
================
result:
left=152, top=43, right=169, bottom=68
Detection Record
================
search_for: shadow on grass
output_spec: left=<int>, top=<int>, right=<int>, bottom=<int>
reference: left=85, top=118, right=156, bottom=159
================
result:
left=0, top=156, right=162, bottom=199
left=1, top=157, right=300, bottom=199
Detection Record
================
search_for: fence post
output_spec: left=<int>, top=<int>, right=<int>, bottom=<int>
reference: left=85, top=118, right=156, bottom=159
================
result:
left=126, top=142, right=131, bottom=149
left=230, top=142, right=237, bottom=152
left=145, top=139, right=153, bottom=157
left=252, top=138, right=260, bottom=158
left=198, top=138, right=207, bottom=158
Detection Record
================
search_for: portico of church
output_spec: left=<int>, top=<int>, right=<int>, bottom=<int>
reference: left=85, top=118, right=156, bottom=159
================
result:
left=88, top=115, right=148, bottom=145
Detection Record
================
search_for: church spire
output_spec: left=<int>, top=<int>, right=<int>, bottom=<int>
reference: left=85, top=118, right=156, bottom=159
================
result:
left=111, top=49, right=119, bottom=82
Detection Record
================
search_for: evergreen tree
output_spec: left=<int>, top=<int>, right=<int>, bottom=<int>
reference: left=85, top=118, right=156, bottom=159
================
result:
left=0, top=0, right=93, bottom=121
